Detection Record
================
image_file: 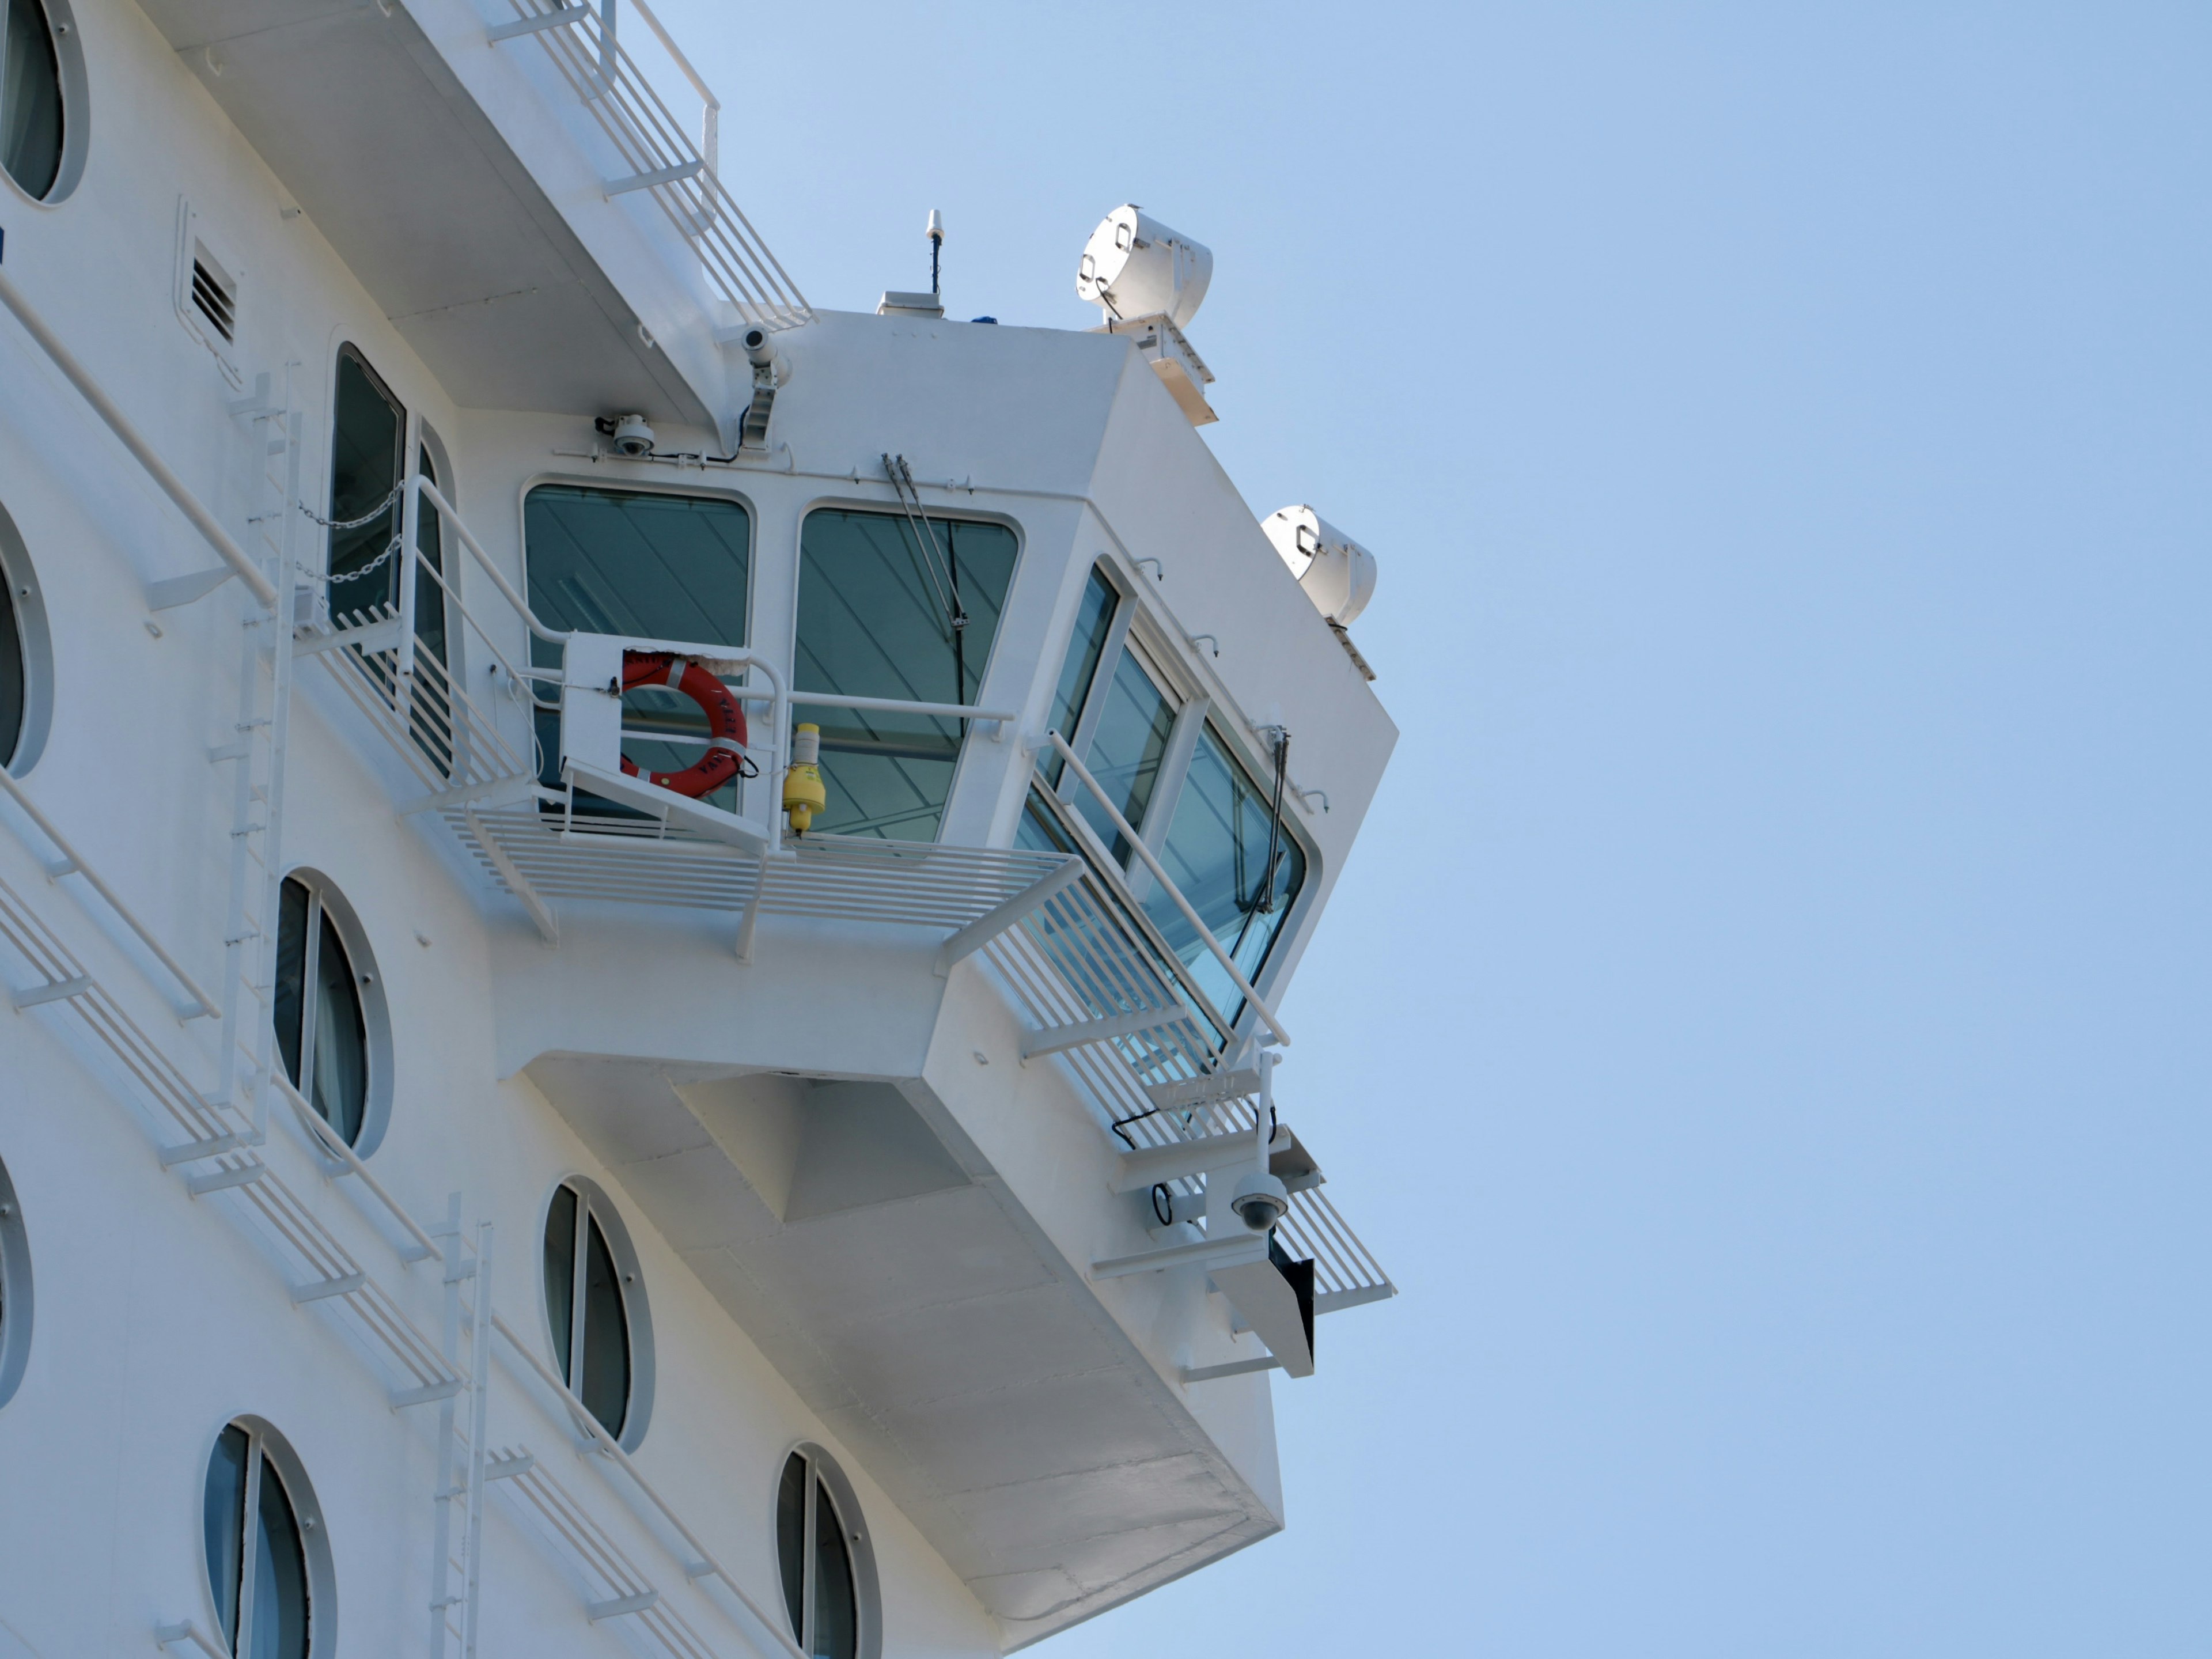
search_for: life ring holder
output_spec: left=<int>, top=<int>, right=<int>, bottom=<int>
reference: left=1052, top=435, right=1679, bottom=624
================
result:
left=618, top=651, right=753, bottom=799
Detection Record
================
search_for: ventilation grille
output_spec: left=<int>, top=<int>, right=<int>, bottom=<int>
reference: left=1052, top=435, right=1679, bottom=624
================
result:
left=190, top=256, right=236, bottom=343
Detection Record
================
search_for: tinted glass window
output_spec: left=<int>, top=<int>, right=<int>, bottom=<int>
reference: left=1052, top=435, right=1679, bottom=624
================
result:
left=777, top=1451, right=862, bottom=1659
left=326, top=349, right=404, bottom=627
left=272, top=877, right=370, bottom=1146
left=1071, top=646, right=1175, bottom=859
left=812, top=1480, right=857, bottom=1659
left=0, top=572, right=22, bottom=768
left=796, top=510, right=1017, bottom=840
left=203, top=1423, right=312, bottom=1659
left=203, top=1426, right=249, bottom=1651
left=525, top=485, right=753, bottom=809
left=1042, top=566, right=1117, bottom=785
left=543, top=1181, right=632, bottom=1439
left=251, top=1457, right=310, bottom=1659
left=776, top=1455, right=807, bottom=1640
left=1, top=0, right=63, bottom=201
left=1146, top=725, right=1305, bottom=1016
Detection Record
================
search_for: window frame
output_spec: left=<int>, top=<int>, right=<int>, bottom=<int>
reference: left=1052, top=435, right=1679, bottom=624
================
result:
left=518, top=474, right=760, bottom=808
left=199, top=1415, right=336, bottom=1659
left=0, top=494, right=52, bottom=775
left=790, top=501, right=1024, bottom=844
left=0, top=1153, right=31, bottom=1410
left=537, top=1175, right=656, bottom=1451
left=272, top=869, right=392, bottom=1156
left=1041, top=559, right=1319, bottom=1014
left=0, top=0, right=87, bottom=207
left=774, top=1443, right=882, bottom=1659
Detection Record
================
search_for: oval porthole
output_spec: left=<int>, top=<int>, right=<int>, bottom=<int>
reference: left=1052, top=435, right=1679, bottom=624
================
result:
left=271, top=872, right=392, bottom=1156
left=775, top=1445, right=881, bottom=1659
left=0, top=499, right=54, bottom=775
left=201, top=1418, right=336, bottom=1659
left=0, top=1154, right=32, bottom=1410
left=1, top=0, right=87, bottom=205
left=540, top=1176, right=654, bottom=1450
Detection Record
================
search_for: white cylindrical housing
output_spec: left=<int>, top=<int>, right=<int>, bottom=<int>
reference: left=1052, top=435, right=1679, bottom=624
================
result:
left=1075, top=204, right=1214, bottom=328
left=1262, top=505, right=1378, bottom=626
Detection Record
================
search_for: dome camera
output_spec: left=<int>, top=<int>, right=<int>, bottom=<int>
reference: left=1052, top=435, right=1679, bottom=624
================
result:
left=1230, top=1170, right=1290, bottom=1233
left=596, top=412, right=656, bottom=458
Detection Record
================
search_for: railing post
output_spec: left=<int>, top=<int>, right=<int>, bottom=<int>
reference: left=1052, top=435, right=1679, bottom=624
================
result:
left=395, top=467, right=422, bottom=724
left=593, top=0, right=617, bottom=97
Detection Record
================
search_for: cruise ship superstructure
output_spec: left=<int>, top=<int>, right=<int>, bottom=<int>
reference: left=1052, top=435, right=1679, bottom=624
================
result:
left=0, top=2, right=1399, bottom=1654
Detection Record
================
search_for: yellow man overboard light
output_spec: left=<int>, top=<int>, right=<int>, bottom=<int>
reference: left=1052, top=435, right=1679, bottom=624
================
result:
left=783, top=723, right=827, bottom=834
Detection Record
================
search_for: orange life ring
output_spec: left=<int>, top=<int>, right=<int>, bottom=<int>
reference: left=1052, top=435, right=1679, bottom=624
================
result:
left=618, top=652, right=749, bottom=798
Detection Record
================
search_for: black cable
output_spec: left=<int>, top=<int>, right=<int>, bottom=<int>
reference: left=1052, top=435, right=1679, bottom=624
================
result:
left=1229, top=730, right=1291, bottom=959
left=1152, top=1184, right=1172, bottom=1226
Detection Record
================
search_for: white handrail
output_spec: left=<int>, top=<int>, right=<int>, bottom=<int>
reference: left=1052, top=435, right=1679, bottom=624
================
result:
left=271, top=1073, right=445, bottom=1264
left=0, top=765, right=222, bottom=1019
left=415, top=476, right=571, bottom=644
left=0, top=268, right=278, bottom=609
left=489, top=1312, right=808, bottom=1659
left=790, top=691, right=1018, bottom=724
left=1045, top=732, right=1291, bottom=1046
left=624, top=0, right=717, bottom=176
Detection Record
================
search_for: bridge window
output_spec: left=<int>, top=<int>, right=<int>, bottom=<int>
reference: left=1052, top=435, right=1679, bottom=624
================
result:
left=1, top=0, right=65, bottom=201
left=541, top=1178, right=654, bottom=1447
left=1146, top=723, right=1306, bottom=1016
left=203, top=1419, right=329, bottom=1659
left=777, top=1446, right=878, bottom=1659
left=794, top=509, right=1018, bottom=841
left=524, top=483, right=753, bottom=811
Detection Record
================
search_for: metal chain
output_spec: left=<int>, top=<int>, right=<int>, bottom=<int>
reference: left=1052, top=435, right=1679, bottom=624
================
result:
left=297, top=536, right=402, bottom=587
left=294, top=483, right=402, bottom=532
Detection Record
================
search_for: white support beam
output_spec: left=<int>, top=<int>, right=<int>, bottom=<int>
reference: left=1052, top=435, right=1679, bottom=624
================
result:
left=606, top=160, right=703, bottom=198
left=1089, top=1232, right=1267, bottom=1281
left=293, top=617, right=403, bottom=658
left=586, top=1592, right=660, bottom=1622
left=290, top=1272, right=367, bottom=1305
left=935, top=857, right=1084, bottom=975
left=1142, top=1068, right=1261, bottom=1111
left=11, top=975, right=92, bottom=1009
left=1180, top=1355, right=1283, bottom=1384
left=1112, top=1126, right=1287, bottom=1193
left=1021, top=1005, right=1192, bottom=1060
left=487, top=5, right=589, bottom=40
left=464, top=809, right=558, bottom=944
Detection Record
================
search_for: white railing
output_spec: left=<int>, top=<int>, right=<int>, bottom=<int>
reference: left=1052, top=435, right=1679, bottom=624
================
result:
left=0, top=764, right=222, bottom=1020
left=489, top=0, right=810, bottom=330
left=1040, top=730, right=1291, bottom=1047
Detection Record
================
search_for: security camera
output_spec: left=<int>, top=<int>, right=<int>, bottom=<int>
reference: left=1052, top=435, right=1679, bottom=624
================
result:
left=595, top=412, right=656, bottom=457
left=1230, top=1169, right=1290, bottom=1232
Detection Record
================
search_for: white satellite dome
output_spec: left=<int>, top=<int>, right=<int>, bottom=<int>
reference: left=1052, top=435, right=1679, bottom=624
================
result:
left=1075, top=205, right=1213, bottom=328
left=1262, top=505, right=1378, bottom=627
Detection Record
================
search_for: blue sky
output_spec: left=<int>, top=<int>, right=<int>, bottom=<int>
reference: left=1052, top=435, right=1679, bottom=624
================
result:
left=661, top=5, right=2211, bottom=1652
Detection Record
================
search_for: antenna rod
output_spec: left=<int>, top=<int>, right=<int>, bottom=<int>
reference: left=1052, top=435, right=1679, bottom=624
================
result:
left=927, top=209, right=944, bottom=296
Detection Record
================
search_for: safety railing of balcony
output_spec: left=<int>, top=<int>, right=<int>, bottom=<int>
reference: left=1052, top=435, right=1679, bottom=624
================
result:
left=488, top=0, right=811, bottom=331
